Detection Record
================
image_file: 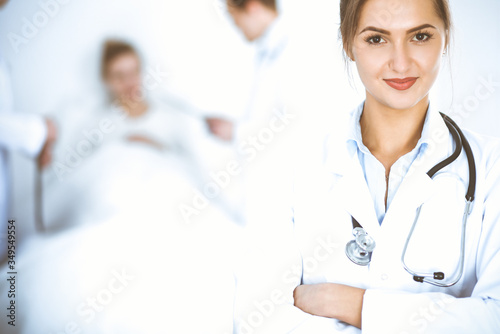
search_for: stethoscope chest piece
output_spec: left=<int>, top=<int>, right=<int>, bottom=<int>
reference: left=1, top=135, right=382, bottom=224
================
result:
left=345, top=227, right=376, bottom=266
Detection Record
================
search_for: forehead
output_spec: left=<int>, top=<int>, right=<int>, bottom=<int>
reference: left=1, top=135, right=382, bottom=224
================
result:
left=358, top=0, right=444, bottom=31
left=109, top=53, right=139, bottom=67
left=107, top=54, right=140, bottom=76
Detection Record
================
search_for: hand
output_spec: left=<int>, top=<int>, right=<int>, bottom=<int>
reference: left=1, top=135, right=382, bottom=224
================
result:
left=37, top=118, right=57, bottom=169
left=205, top=117, right=234, bottom=142
left=293, top=283, right=365, bottom=329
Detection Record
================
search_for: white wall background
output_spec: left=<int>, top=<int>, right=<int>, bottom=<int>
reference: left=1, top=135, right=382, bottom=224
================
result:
left=1, top=0, right=499, bottom=129
left=1, top=0, right=499, bottom=241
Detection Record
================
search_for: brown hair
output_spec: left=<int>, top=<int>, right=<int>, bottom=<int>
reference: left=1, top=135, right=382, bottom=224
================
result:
left=101, top=39, right=139, bottom=79
left=339, top=0, right=452, bottom=62
left=228, top=0, right=277, bottom=11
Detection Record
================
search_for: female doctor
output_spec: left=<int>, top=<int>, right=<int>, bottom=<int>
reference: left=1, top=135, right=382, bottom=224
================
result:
left=290, top=0, right=500, bottom=333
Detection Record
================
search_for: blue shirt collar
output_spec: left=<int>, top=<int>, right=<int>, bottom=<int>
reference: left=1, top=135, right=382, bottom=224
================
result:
left=346, top=101, right=436, bottom=157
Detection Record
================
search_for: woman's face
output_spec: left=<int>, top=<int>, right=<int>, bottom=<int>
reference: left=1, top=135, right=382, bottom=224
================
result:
left=104, top=52, right=142, bottom=102
left=351, top=0, right=447, bottom=110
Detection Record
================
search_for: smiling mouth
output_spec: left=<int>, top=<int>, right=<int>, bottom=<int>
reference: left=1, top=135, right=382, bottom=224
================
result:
left=383, top=77, right=418, bottom=91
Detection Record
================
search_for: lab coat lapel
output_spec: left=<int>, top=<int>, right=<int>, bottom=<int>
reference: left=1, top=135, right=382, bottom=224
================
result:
left=323, top=104, right=450, bottom=242
left=386, top=168, right=435, bottom=221
left=383, top=108, right=451, bottom=226
left=325, top=137, right=381, bottom=241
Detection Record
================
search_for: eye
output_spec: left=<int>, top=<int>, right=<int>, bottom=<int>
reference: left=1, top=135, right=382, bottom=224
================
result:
left=412, top=32, right=433, bottom=43
left=365, top=35, right=386, bottom=45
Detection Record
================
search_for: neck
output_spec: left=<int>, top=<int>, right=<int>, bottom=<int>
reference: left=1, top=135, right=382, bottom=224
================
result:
left=119, top=99, right=148, bottom=118
left=360, top=94, right=429, bottom=170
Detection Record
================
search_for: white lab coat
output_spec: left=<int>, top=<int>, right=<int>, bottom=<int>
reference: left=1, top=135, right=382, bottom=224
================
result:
left=234, top=103, right=500, bottom=333
left=0, top=52, right=46, bottom=259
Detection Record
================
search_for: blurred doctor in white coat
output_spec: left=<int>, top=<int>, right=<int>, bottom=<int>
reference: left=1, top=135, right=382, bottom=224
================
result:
left=218, top=1, right=351, bottom=332
left=234, top=0, right=500, bottom=333
left=206, top=0, right=285, bottom=143
left=0, top=0, right=56, bottom=262
left=206, top=0, right=290, bottom=204
left=205, top=0, right=301, bottom=240
left=207, top=0, right=343, bottom=224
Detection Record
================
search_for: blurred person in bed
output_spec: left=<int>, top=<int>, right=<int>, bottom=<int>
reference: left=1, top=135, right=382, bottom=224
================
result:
left=45, top=39, right=218, bottom=231
left=51, top=39, right=203, bottom=181
left=100, top=39, right=190, bottom=153
left=0, top=0, right=57, bottom=262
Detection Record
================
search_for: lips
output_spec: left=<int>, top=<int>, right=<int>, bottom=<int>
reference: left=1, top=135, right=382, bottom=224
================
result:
left=384, top=77, right=418, bottom=91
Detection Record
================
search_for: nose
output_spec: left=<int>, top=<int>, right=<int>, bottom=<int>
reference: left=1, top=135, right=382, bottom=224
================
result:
left=389, top=42, right=412, bottom=74
left=125, top=73, right=141, bottom=89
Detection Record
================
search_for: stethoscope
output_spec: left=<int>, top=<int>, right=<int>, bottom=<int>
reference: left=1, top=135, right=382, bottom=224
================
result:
left=345, top=113, right=476, bottom=287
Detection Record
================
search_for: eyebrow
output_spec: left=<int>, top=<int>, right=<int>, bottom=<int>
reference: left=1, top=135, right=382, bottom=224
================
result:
left=359, top=24, right=437, bottom=35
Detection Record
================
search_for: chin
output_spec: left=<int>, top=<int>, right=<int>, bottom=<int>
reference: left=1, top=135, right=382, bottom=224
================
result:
left=245, top=33, right=257, bottom=42
left=370, top=83, right=429, bottom=111
left=376, top=93, right=424, bottom=111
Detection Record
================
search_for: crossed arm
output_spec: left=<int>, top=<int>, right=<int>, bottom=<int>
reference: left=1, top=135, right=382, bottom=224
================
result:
left=293, top=283, right=365, bottom=329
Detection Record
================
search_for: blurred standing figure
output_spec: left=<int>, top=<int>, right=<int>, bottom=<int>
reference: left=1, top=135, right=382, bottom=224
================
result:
left=211, top=1, right=316, bottom=329
left=207, top=0, right=344, bottom=224
left=206, top=0, right=295, bottom=227
left=209, top=0, right=295, bottom=218
left=0, top=0, right=56, bottom=262
left=206, top=0, right=284, bottom=143
left=214, top=1, right=352, bottom=330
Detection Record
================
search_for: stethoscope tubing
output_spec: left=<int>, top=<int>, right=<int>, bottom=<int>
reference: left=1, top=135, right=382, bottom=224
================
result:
left=348, top=113, right=477, bottom=287
left=401, top=114, right=475, bottom=286
left=401, top=200, right=471, bottom=287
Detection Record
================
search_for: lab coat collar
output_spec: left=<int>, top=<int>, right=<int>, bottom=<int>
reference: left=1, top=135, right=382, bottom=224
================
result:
left=323, top=102, right=380, bottom=238
left=254, top=14, right=289, bottom=68
left=323, top=101, right=451, bottom=239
